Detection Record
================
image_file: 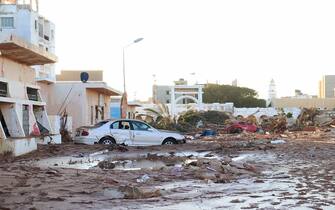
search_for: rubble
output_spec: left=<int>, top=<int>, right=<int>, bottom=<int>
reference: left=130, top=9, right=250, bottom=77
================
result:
left=97, top=160, right=116, bottom=169
left=118, top=185, right=161, bottom=199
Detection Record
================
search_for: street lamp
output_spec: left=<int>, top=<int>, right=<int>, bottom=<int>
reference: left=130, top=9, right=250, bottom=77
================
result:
left=121, top=38, right=143, bottom=119
left=123, top=37, right=144, bottom=93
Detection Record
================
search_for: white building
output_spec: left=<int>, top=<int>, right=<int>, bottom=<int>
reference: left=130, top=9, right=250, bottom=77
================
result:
left=268, top=79, right=277, bottom=105
left=0, top=0, right=56, bottom=82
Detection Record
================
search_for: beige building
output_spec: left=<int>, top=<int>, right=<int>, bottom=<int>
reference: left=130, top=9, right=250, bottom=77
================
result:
left=0, top=36, right=59, bottom=156
left=319, top=75, right=335, bottom=98
left=272, top=98, right=335, bottom=109
left=41, top=71, right=121, bottom=131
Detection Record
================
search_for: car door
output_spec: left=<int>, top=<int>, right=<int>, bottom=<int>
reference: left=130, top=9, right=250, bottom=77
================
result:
left=110, top=120, right=133, bottom=145
left=130, top=121, right=161, bottom=146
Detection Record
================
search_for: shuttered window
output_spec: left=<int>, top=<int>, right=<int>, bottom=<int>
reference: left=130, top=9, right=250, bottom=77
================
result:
left=1, top=17, right=14, bottom=28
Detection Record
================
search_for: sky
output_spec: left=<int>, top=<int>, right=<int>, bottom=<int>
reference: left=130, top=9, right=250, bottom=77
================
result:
left=39, top=0, right=335, bottom=101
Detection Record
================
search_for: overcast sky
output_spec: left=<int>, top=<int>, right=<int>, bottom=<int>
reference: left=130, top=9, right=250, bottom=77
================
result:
left=39, top=0, right=335, bottom=101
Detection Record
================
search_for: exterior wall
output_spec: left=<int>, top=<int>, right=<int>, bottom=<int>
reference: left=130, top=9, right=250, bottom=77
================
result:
left=272, top=98, right=335, bottom=109
left=56, top=70, right=103, bottom=82
left=0, top=57, right=36, bottom=100
left=42, top=83, right=87, bottom=131
left=86, top=89, right=110, bottom=125
left=153, top=85, right=171, bottom=104
left=43, top=82, right=113, bottom=131
left=136, top=103, right=234, bottom=118
left=0, top=2, right=56, bottom=81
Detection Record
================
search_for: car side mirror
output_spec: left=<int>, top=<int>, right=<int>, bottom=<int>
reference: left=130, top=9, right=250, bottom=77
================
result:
left=147, top=128, right=154, bottom=132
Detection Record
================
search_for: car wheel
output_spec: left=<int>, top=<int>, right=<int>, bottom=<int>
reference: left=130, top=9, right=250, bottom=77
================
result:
left=235, top=128, right=243, bottom=133
left=162, top=138, right=177, bottom=145
left=100, top=137, right=116, bottom=145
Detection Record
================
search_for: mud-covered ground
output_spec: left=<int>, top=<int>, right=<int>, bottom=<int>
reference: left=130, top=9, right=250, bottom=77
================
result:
left=0, top=132, right=334, bottom=210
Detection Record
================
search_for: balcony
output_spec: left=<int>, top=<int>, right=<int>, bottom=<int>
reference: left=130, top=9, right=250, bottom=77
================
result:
left=0, top=35, right=57, bottom=66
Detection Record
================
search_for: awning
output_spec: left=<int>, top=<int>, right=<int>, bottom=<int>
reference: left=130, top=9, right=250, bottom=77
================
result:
left=85, top=82, right=122, bottom=96
left=0, top=36, right=57, bottom=66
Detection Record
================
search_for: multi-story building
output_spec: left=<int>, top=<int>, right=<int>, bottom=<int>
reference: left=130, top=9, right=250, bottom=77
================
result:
left=0, top=0, right=56, bottom=82
left=318, top=75, right=335, bottom=98
left=0, top=35, right=58, bottom=156
left=153, top=78, right=200, bottom=105
left=152, top=79, right=204, bottom=116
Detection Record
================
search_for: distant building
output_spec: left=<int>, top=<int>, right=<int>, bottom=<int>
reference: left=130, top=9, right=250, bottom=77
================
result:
left=272, top=98, right=335, bottom=109
left=153, top=78, right=202, bottom=105
left=232, top=79, right=238, bottom=87
left=152, top=79, right=204, bottom=116
left=318, top=75, right=335, bottom=98
left=0, top=0, right=56, bottom=82
left=267, top=79, right=277, bottom=106
left=280, top=89, right=317, bottom=99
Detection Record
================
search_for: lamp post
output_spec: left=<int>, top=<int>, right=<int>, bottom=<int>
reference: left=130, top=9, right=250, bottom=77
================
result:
left=123, top=38, right=143, bottom=93
left=121, top=38, right=143, bottom=118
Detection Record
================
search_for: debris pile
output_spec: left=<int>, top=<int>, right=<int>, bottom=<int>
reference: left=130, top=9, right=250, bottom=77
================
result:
left=259, top=115, right=287, bottom=133
left=192, top=108, right=335, bottom=139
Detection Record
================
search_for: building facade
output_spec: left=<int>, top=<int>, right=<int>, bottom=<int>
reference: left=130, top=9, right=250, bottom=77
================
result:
left=272, top=98, right=335, bottom=109
left=0, top=0, right=56, bottom=82
left=44, top=71, right=121, bottom=131
left=0, top=35, right=58, bottom=156
left=318, top=75, right=335, bottom=98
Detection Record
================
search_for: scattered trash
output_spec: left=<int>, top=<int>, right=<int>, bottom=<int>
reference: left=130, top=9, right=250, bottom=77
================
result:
left=98, top=160, right=116, bottom=169
left=171, top=165, right=183, bottom=176
left=270, top=139, right=286, bottom=144
left=118, top=185, right=161, bottom=199
left=201, top=129, right=217, bottom=136
left=136, top=174, right=150, bottom=183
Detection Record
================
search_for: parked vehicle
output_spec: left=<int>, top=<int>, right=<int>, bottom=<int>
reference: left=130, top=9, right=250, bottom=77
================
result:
left=74, top=119, right=186, bottom=146
left=225, top=121, right=258, bottom=134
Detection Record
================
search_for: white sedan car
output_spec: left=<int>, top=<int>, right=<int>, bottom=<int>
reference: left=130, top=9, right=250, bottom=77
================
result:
left=74, top=119, right=186, bottom=146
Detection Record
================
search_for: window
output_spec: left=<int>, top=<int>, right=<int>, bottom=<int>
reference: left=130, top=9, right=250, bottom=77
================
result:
left=120, top=121, right=131, bottom=130
left=132, top=121, right=150, bottom=131
left=110, top=121, right=119, bottom=129
left=38, top=23, right=43, bottom=37
left=110, top=121, right=131, bottom=130
left=27, top=87, right=39, bottom=101
left=166, top=90, right=170, bottom=95
left=51, top=29, right=54, bottom=40
left=35, top=20, right=38, bottom=31
left=166, top=99, right=170, bottom=103
left=1, top=17, right=14, bottom=28
left=0, top=82, right=8, bottom=97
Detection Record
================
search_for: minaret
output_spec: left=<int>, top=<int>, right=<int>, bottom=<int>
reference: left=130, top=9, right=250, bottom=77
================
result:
left=268, top=79, right=277, bottom=106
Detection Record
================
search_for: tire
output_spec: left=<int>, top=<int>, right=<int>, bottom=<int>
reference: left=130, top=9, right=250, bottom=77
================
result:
left=235, top=128, right=243, bottom=134
left=162, top=138, right=177, bottom=145
left=99, top=136, right=116, bottom=145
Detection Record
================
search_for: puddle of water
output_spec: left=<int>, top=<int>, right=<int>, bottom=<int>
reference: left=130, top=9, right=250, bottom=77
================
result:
left=36, top=155, right=106, bottom=169
left=35, top=150, right=218, bottom=170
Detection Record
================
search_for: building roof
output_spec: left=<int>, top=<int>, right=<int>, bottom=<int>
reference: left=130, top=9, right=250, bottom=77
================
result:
left=0, top=35, right=57, bottom=66
left=56, top=81, right=122, bottom=96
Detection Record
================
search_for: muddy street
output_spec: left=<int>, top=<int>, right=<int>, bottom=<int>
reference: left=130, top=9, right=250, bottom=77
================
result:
left=0, top=134, right=335, bottom=210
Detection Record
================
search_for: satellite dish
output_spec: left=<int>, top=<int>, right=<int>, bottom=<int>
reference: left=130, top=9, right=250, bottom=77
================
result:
left=80, top=72, right=89, bottom=83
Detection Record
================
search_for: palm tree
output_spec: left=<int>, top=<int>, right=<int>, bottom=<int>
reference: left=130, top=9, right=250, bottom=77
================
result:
left=144, top=103, right=176, bottom=130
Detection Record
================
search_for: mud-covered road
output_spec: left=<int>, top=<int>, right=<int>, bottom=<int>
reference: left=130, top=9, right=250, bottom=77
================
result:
left=0, top=133, right=334, bottom=210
